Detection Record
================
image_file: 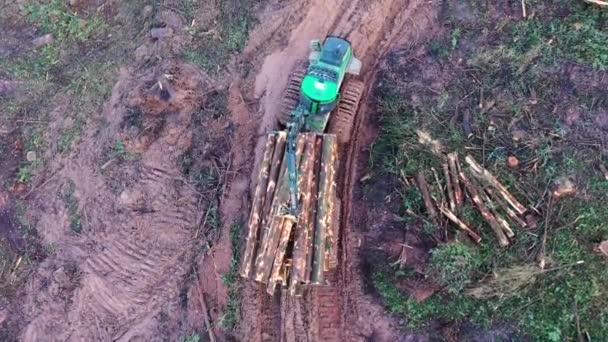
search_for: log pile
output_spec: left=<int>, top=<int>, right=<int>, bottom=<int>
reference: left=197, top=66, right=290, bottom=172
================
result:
left=414, top=153, right=529, bottom=247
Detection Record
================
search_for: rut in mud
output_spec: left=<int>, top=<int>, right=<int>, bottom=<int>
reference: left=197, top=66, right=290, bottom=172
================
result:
left=233, top=0, right=441, bottom=340
left=20, top=61, right=213, bottom=341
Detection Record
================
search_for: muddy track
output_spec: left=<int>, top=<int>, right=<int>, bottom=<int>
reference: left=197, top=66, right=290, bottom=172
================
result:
left=239, top=0, right=440, bottom=340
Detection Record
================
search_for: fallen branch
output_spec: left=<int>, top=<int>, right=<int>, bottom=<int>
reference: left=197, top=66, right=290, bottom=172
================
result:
left=465, top=155, right=527, bottom=215
left=416, top=171, right=439, bottom=224
left=448, top=153, right=464, bottom=208
left=584, top=0, right=608, bottom=6
left=438, top=206, right=482, bottom=243
left=431, top=167, right=446, bottom=207
left=599, top=163, right=608, bottom=181
left=460, top=171, right=510, bottom=247
left=196, top=286, right=216, bottom=342
left=443, top=163, right=456, bottom=211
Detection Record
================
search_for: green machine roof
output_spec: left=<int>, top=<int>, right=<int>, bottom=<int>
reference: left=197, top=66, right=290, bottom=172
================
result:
left=301, top=75, right=338, bottom=103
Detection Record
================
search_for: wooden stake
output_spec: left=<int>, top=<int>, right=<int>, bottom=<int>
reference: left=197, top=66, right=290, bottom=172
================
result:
left=438, top=206, right=482, bottom=243
left=460, top=171, right=510, bottom=247
left=448, top=153, right=464, bottom=208
left=465, top=155, right=527, bottom=215
left=443, top=163, right=456, bottom=211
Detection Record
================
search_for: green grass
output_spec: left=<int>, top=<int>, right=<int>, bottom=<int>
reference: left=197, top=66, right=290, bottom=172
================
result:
left=369, top=1, right=608, bottom=340
left=221, top=221, right=242, bottom=331
left=181, top=333, right=201, bottom=342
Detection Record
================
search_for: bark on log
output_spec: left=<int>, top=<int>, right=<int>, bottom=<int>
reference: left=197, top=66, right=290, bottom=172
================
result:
left=241, top=134, right=277, bottom=277
left=438, top=206, right=482, bottom=243
left=255, top=215, right=289, bottom=282
left=465, top=155, right=527, bottom=215
left=290, top=135, right=317, bottom=292
left=259, top=132, right=287, bottom=242
left=460, top=171, right=510, bottom=247
left=268, top=216, right=296, bottom=294
left=311, top=135, right=337, bottom=284
left=306, top=137, right=323, bottom=283
left=448, top=153, right=464, bottom=208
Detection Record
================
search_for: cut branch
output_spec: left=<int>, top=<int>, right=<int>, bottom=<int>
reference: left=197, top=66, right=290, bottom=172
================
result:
left=465, top=155, right=527, bottom=215
left=443, top=163, right=456, bottom=211
left=486, top=187, right=528, bottom=228
left=431, top=167, right=446, bottom=207
left=460, top=171, right=510, bottom=247
left=416, top=171, right=439, bottom=224
left=472, top=177, right=515, bottom=238
left=448, top=153, right=464, bottom=208
left=438, top=206, right=482, bottom=243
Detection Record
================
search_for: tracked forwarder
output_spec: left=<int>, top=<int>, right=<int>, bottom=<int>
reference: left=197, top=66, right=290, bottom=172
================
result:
left=241, top=36, right=364, bottom=295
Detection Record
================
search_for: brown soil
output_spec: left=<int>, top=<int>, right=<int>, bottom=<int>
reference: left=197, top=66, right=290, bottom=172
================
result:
left=1, top=0, right=445, bottom=340
left=231, top=0, right=442, bottom=341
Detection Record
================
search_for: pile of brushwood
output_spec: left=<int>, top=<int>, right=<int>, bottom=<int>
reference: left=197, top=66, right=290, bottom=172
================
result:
left=413, top=153, right=534, bottom=248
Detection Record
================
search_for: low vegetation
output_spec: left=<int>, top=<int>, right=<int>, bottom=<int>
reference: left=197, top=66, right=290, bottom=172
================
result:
left=181, top=0, right=263, bottom=73
left=369, top=1, right=608, bottom=340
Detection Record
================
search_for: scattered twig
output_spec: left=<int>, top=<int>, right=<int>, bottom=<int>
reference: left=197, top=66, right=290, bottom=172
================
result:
left=20, top=171, right=59, bottom=199
left=521, top=0, right=527, bottom=18
left=598, top=163, right=608, bottom=180
left=438, top=206, right=482, bottom=243
left=460, top=171, right=510, bottom=247
left=537, top=195, right=554, bottom=269
left=465, top=155, right=527, bottom=215
left=196, top=286, right=216, bottom=342
left=584, top=0, right=608, bottom=6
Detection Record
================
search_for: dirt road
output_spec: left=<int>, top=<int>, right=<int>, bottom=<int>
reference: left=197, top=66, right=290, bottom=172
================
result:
left=233, top=0, right=440, bottom=340
left=4, top=0, right=440, bottom=340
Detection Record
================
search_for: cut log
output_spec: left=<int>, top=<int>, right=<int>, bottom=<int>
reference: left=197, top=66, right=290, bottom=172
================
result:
left=241, top=134, right=277, bottom=277
left=259, top=132, right=287, bottom=243
left=254, top=215, right=290, bottom=282
left=448, top=153, right=464, bottom=208
left=306, top=137, right=323, bottom=283
left=465, top=155, right=527, bottom=215
left=416, top=171, right=438, bottom=223
left=290, top=134, right=318, bottom=292
left=311, top=135, right=338, bottom=284
left=268, top=216, right=296, bottom=294
left=460, top=171, right=510, bottom=247
left=438, top=206, right=482, bottom=243
left=443, top=163, right=456, bottom=211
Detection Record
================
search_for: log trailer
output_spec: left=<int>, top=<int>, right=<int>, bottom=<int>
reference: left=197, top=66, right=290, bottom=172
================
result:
left=240, top=36, right=364, bottom=295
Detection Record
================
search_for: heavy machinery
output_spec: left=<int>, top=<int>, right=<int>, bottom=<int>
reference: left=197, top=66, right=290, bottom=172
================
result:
left=240, top=36, right=364, bottom=295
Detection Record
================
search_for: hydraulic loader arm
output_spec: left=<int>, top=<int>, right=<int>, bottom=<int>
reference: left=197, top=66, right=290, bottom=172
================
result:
left=286, top=106, right=307, bottom=215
